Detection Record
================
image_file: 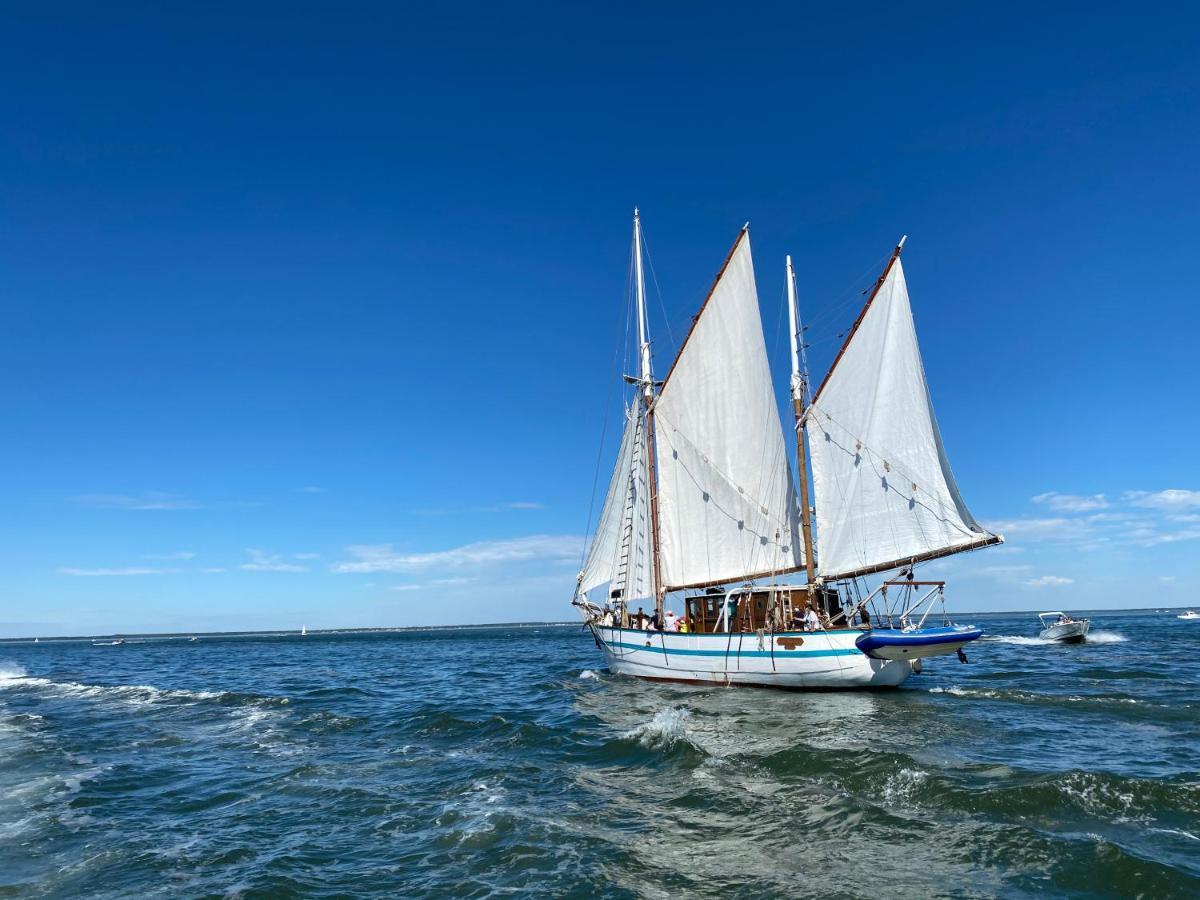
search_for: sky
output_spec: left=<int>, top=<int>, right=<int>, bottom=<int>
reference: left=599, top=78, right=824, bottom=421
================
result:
left=1, top=3, right=1198, bottom=636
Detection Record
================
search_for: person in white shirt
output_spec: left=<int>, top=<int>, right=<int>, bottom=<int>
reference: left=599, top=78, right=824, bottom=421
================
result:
left=803, top=606, right=823, bottom=632
left=664, top=610, right=680, bottom=632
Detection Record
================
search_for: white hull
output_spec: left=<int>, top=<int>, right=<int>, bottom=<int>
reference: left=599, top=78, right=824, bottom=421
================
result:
left=1038, top=620, right=1090, bottom=643
left=589, top=625, right=913, bottom=689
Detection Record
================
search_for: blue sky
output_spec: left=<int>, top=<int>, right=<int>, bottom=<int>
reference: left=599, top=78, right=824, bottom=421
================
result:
left=2, top=4, right=1198, bottom=635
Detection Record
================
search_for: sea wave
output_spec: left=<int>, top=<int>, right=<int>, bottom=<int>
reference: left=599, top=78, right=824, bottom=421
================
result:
left=621, top=707, right=694, bottom=750
left=0, top=663, right=287, bottom=712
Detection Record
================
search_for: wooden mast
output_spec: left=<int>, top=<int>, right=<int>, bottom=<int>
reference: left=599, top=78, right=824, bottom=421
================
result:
left=786, top=256, right=817, bottom=609
left=633, top=210, right=665, bottom=623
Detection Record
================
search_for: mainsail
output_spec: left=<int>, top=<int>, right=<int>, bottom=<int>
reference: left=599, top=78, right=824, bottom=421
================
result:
left=653, top=230, right=804, bottom=591
left=806, top=255, right=999, bottom=581
left=577, top=399, right=655, bottom=604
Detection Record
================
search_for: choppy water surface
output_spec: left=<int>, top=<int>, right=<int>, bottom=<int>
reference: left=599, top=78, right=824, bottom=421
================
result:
left=1, top=609, right=1197, bottom=898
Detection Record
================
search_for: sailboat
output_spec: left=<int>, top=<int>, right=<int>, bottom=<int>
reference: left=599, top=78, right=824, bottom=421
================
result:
left=571, top=211, right=1001, bottom=689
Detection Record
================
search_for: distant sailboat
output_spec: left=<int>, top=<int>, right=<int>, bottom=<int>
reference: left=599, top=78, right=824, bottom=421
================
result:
left=572, top=211, right=999, bottom=689
left=301, top=625, right=307, bottom=636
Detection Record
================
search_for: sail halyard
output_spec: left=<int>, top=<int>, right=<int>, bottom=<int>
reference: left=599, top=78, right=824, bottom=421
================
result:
left=805, top=239, right=1001, bottom=583
left=652, top=227, right=805, bottom=593
left=577, top=211, right=659, bottom=612
left=633, top=210, right=666, bottom=620
left=786, top=255, right=818, bottom=592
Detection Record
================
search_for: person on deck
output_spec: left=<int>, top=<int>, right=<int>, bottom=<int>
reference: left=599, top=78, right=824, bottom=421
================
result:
left=803, top=605, right=823, bottom=632
left=664, top=610, right=679, bottom=632
left=649, top=611, right=661, bottom=631
left=635, top=608, right=647, bottom=629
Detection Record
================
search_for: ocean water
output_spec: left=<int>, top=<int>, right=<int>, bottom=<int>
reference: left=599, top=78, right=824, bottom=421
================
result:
left=1, top=610, right=1197, bottom=898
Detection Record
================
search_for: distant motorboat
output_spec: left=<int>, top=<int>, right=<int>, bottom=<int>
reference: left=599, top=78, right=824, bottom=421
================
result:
left=1037, top=612, right=1090, bottom=643
left=92, top=638, right=125, bottom=646
left=189, top=636, right=198, bottom=642
left=1178, top=610, right=1200, bottom=620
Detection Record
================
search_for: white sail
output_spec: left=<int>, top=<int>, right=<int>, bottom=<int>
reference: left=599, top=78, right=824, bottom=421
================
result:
left=653, top=231, right=803, bottom=590
left=577, top=400, right=654, bottom=604
left=807, top=257, right=996, bottom=581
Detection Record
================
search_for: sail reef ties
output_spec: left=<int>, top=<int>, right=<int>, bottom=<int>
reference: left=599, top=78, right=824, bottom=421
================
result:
left=806, top=405, right=990, bottom=543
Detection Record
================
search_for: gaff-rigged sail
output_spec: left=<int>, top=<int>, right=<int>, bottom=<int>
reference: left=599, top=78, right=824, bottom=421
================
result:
left=577, top=399, right=654, bottom=605
left=807, top=256, right=999, bottom=582
left=652, top=231, right=804, bottom=591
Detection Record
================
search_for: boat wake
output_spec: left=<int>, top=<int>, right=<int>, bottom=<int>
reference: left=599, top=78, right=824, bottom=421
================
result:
left=984, top=635, right=1056, bottom=646
left=1087, top=631, right=1127, bottom=644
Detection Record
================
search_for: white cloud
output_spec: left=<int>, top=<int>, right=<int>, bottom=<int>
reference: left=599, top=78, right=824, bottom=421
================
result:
left=240, top=549, right=308, bottom=573
left=411, top=501, right=546, bottom=516
left=1124, top=489, right=1200, bottom=510
left=1031, top=492, right=1108, bottom=513
left=143, top=551, right=196, bottom=560
left=200, top=568, right=227, bottom=574
left=1133, top=528, right=1200, bottom=547
left=292, top=552, right=321, bottom=560
left=1026, top=575, right=1074, bottom=587
left=332, top=535, right=583, bottom=574
left=59, top=567, right=178, bottom=576
left=73, top=493, right=202, bottom=511
left=985, top=517, right=1092, bottom=539
left=389, top=584, right=425, bottom=592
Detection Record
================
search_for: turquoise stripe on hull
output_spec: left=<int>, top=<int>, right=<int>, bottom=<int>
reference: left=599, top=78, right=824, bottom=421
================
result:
left=608, top=641, right=861, bottom=659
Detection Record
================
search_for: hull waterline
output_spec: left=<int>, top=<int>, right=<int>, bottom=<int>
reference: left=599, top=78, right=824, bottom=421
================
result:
left=589, top=625, right=914, bottom=690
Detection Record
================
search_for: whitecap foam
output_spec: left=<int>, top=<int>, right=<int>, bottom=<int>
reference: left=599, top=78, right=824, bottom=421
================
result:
left=622, top=707, right=694, bottom=750
left=928, top=685, right=1001, bottom=699
left=578, top=670, right=600, bottom=681
left=1148, top=826, right=1199, bottom=841
left=0, top=662, right=29, bottom=684
left=882, top=767, right=929, bottom=805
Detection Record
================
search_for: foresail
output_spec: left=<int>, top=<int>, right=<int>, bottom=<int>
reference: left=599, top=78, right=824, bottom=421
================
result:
left=577, top=400, right=654, bottom=603
left=807, top=258, right=996, bottom=581
left=653, top=231, right=804, bottom=591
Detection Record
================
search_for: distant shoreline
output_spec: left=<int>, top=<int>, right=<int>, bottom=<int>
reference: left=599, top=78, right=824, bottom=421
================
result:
left=0, top=621, right=577, bottom=643
left=0, top=607, right=1191, bottom=643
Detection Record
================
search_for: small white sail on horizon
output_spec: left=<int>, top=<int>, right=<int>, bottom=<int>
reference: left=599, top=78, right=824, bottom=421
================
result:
left=653, top=231, right=804, bottom=591
left=806, top=256, right=999, bottom=581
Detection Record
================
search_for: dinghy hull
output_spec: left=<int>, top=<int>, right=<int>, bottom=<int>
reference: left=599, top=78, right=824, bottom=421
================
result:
left=855, top=625, right=983, bottom=661
left=590, top=625, right=913, bottom=689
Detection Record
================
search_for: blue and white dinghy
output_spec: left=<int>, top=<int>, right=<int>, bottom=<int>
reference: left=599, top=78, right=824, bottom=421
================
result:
left=571, top=212, right=998, bottom=689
